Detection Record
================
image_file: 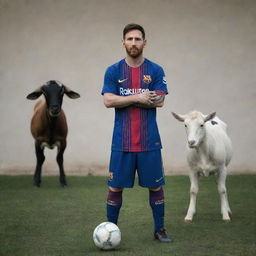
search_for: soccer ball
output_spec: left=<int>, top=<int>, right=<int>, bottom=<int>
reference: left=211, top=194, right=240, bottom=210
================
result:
left=93, top=222, right=121, bottom=250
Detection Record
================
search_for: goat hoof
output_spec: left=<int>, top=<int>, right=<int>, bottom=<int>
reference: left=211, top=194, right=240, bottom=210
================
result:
left=184, top=218, right=193, bottom=223
left=222, top=214, right=231, bottom=223
left=222, top=211, right=232, bottom=222
left=60, top=182, right=67, bottom=188
left=223, top=214, right=231, bottom=222
left=33, top=180, right=41, bottom=187
left=60, top=176, right=67, bottom=187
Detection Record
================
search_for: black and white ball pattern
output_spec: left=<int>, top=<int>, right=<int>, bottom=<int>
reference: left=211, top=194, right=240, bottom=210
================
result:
left=93, top=222, right=121, bottom=250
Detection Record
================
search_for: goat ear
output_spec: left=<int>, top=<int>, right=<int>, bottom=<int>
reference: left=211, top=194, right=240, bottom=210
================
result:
left=26, top=87, right=43, bottom=100
left=204, top=112, right=216, bottom=122
left=171, top=112, right=185, bottom=122
left=64, top=86, right=80, bottom=99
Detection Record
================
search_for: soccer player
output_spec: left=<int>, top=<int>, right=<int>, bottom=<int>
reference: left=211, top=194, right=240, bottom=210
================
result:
left=102, top=23, right=172, bottom=243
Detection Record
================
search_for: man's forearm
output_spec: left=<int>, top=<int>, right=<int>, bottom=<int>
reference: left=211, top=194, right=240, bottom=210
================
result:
left=103, top=92, right=165, bottom=109
left=104, top=93, right=139, bottom=108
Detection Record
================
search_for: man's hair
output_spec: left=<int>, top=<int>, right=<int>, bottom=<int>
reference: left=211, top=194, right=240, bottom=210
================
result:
left=123, top=23, right=145, bottom=40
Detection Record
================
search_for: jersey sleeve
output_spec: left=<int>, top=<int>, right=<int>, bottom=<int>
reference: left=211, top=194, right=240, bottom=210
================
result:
left=101, top=66, right=118, bottom=95
left=153, top=66, right=168, bottom=95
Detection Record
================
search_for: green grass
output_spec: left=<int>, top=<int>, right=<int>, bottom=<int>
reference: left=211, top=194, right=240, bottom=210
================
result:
left=0, top=175, right=255, bottom=256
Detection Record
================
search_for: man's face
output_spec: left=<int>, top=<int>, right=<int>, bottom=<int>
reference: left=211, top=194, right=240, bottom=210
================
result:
left=123, top=30, right=146, bottom=58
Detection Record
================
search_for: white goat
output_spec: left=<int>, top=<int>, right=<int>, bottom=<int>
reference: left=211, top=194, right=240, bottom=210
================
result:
left=172, top=111, right=232, bottom=222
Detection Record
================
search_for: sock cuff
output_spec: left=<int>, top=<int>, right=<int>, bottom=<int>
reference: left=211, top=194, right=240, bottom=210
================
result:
left=107, top=189, right=123, bottom=206
left=149, top=187, right=164, bottom=205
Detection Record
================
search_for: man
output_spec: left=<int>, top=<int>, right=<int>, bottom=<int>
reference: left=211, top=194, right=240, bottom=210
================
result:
left=102, top=23, right=172, bottom=243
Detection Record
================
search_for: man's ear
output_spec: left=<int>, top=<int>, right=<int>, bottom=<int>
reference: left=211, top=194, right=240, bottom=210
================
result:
left=143, top=39, right=147, bottom=48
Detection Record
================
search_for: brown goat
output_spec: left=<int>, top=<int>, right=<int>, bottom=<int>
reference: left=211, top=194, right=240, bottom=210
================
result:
left=27, top=80, right=80, bottom=187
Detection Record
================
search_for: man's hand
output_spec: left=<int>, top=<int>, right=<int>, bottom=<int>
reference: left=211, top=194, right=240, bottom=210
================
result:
left=150, top=91, right=165, bottom=104
left=134, top=91, right=165, bottom=108
left=103, top=91, right=165, bottom=109
left=136, top=91, right=156, bottom=105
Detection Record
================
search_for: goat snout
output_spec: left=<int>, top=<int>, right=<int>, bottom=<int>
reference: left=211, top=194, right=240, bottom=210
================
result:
left=188, top=140, right=196, bottom=148
left=49, top=105, right=61, bottom=117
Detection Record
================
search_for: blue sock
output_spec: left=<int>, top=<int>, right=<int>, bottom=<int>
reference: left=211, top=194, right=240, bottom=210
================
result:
left=106, top=190, right=122, bottom=224
left=149, top=187, right=165, bottom=232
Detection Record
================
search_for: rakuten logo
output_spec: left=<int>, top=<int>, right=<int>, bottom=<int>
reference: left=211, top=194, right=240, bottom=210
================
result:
left=120, top=88, right=149, bottom=96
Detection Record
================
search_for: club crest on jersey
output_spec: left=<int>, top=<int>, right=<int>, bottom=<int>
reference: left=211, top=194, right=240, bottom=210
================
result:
left=108, top=172, right=113, bottom=181
left=143, top=75, right=152, bottom=84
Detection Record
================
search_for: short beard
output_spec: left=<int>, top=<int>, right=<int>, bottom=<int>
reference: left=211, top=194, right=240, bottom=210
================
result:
left=125, top=46, right=143, bottom=58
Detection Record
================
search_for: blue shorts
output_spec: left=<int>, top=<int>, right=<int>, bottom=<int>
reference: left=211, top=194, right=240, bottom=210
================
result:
left=108, top=150, right=165, bottom=188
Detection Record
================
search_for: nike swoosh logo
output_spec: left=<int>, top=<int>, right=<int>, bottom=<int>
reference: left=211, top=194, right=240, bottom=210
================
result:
left=118, top=78, right=128, bottom=83
left=155, top=177, right=163, bottom=182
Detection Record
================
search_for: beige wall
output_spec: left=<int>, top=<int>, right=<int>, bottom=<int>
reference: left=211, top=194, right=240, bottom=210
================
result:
left=0, top=0, right=255, bottom=175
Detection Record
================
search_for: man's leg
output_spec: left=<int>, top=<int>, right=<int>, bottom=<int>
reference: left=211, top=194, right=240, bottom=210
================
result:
left=149, top=187, right=172, bottom=243
left=106, top=186, right=123, bottom=224
left=149, top=186, right=172, bottom=242
left=106, top=151, right=136, bottom=224
left=149, top=186, right=165, bottom=231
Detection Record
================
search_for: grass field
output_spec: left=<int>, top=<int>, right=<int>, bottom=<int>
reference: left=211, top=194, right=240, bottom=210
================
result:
left=0, top=175, right=255, bottom=256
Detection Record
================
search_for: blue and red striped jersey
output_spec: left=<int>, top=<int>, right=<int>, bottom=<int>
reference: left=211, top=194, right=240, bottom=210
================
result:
left=102, top=58, right=168, bottom=152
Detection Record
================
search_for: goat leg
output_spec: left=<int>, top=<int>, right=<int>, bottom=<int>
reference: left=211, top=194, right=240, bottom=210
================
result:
left=34, top=142, right=45, bottom=187
left=217, top=166, right=231, bottom=221
left=57, top=143, right=67, bottom=187
left=185, top=171, right=199, bottom=222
